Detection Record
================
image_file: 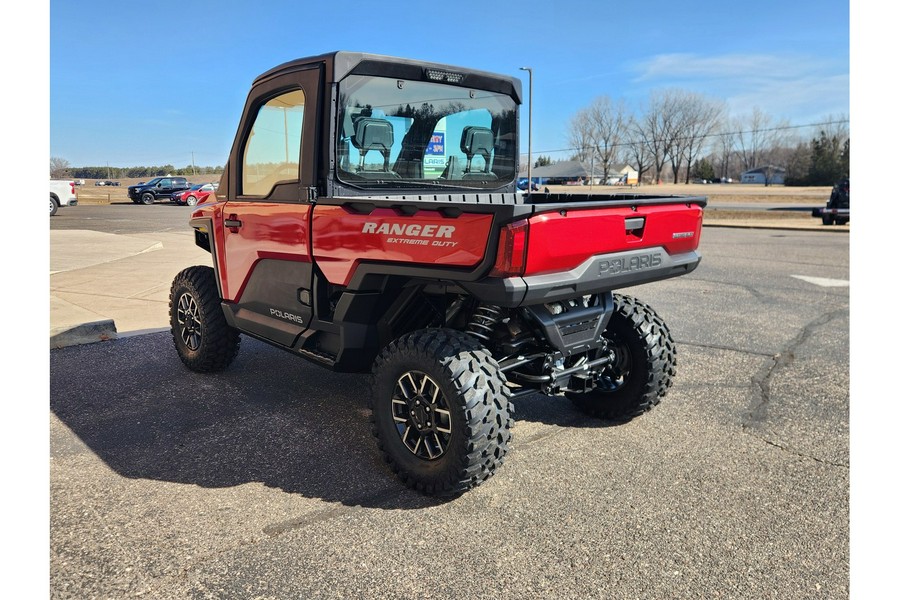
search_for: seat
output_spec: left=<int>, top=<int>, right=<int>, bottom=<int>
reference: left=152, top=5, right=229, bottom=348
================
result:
left=351, top=117, right=399, bottom=178
left=460, top=126, right=497, bottom=180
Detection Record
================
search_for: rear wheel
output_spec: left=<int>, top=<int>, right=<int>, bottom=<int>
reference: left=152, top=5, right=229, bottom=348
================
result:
left=141, top=192, right=155, bottom=205
left=371, top=329, right=513, bottom=496
left=169, top=266, right=240, bottom=372
left=50, top=196, right=58, bottom=216
left=566, top=294, right=676, bottom=421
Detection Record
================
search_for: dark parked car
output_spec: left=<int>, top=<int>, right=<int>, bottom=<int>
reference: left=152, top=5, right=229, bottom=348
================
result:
left=128, top=177, right=190, bottom=205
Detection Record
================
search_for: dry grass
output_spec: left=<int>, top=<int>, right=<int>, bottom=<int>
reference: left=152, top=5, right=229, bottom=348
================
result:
left=74, top=177, right=832, bottom=208
left=543, top=183, right=831, bottom=205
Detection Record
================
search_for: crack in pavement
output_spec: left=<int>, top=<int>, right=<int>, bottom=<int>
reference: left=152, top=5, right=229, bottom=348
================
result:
left=678, top=340, right=772, bottom=358
left=743, top=307, right=849, bottom=467
left=687, top=277, right=773, bottom=303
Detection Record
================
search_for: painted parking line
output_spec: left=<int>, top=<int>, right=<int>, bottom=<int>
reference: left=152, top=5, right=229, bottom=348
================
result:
left=791, top=275, right=850, bottom=287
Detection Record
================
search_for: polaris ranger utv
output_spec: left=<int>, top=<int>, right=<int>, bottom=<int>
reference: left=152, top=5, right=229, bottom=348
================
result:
left=169, top=51, right=705, bottom=496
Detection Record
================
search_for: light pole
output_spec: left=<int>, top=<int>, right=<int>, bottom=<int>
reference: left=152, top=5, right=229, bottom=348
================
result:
left=519, top=67, right=533, bottom=194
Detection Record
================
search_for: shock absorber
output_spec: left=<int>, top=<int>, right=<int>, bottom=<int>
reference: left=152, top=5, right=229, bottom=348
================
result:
left=466, top=303, right=503, bottom=343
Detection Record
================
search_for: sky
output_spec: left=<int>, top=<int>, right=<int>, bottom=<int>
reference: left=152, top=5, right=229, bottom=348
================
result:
left=48, top=0, right=850, bottom=169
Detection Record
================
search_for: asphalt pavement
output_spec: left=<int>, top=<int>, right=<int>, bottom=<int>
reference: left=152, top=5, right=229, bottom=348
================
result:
left=48, top=208, right=851, bottom=598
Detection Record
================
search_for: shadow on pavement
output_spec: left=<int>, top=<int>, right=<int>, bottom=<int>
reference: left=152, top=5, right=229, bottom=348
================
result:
left=51, top=332, right=621, bottom=509
left=50, top=332, right=442, bottom=510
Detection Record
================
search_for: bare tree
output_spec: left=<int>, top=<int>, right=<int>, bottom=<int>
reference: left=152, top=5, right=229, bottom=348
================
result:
left=676, top=93, right=725, bottom=183
left=585, top=96, right=629, bottom=183
left=734, top=107, right=789, bottom=172
left=715, top=119, right=740, bottom=180
left=664, top=91, right=692, bottom=184
left=623, top=117, right=651, bottom=185
left=566, top=107, right=593, bottom=163
left=50, top=156, right=70, bottom=178
left=637, top=90, right=681, bottom=184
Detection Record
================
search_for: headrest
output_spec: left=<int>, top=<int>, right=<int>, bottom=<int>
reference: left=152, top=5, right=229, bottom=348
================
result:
left=460, top=126, right=494, bottom=158
left=352, top=118, right=394, bottom=153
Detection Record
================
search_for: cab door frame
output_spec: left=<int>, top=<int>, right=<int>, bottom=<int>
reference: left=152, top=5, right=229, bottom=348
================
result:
left=217, top=63, right=323, bottom=349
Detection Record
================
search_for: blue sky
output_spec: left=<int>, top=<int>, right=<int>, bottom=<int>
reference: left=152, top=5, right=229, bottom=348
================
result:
left=49, top=0, right=849, bottom=168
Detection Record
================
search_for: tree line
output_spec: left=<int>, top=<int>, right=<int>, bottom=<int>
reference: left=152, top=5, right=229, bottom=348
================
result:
left=49, top=157, right=224, bottom=180
left=563, top=90, right=849, bottom=186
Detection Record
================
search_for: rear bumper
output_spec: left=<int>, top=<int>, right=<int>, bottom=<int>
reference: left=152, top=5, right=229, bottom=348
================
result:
left=462, top=247, right=702, bottom=307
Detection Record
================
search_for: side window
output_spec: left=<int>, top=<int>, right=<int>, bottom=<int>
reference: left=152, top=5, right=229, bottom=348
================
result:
left=241, top=88, right=306, bottom=197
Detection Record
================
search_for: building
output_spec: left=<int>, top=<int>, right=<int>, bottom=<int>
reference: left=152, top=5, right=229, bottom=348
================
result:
left=740, top=166, right=786, bottom=185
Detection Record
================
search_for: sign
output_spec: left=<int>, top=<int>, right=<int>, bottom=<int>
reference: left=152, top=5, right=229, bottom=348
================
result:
left=424, top=129, right=446, bottom=178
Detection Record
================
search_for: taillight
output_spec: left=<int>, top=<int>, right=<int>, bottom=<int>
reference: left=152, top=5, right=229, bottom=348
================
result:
left=490, top=219, right=529, bottom=277
left=70, top=182, right=76, bottom=195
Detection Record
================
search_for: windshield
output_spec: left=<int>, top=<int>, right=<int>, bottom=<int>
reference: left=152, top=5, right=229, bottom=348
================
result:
left=336, top=75, right=517, bottom=189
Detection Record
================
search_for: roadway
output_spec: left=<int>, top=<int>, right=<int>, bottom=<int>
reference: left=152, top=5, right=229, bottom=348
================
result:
left=49, top=205, right=850, bottom=598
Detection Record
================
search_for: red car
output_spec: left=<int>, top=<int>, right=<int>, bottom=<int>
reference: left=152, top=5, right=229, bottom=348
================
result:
left=172, top=183, right=217, bottom=206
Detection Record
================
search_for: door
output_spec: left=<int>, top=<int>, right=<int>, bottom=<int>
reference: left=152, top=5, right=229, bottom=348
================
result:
left=218, top=66, right=321, bottom=348
left=157, top=177, right=173, bottom=197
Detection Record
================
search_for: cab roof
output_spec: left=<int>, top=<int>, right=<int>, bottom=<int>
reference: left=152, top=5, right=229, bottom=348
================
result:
left=252, top=51, right=522, bottom=104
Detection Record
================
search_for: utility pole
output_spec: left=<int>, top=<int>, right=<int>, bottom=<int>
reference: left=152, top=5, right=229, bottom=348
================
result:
left=519, top=67, right=533, bottom=194
left=192, top=152, right=196, bottom=176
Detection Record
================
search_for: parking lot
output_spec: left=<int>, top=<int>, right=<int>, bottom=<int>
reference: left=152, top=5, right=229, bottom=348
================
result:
left=49, top=206, right=850, bottom=598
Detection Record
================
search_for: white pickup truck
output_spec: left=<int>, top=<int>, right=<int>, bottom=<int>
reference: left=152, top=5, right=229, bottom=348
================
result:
left=50, top=180, right=78, bottom=216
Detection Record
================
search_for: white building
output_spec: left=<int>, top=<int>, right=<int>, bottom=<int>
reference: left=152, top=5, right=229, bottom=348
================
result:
left=740, top=166, right=786, bottom=185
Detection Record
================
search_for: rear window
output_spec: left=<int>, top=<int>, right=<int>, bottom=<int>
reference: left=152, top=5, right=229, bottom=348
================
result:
left=336, top=75, right=517, bottom=190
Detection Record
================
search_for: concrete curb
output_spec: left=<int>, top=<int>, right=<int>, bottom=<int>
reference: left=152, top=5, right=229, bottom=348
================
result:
left=50, top=320, right=119, bottom=349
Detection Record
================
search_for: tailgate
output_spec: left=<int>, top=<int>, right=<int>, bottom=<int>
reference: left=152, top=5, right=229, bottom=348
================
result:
left=472, top=199, right=704, bottom=307
left=525, top=203, right=702, bottom=275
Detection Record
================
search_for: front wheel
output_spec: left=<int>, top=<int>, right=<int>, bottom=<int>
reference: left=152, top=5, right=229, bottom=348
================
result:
left=141, top=192, right=155, bottom=205
left=822, top=214, right=834, bottom=225
left=185, top=195, right=199, bottom=206
left=169, top=266, right=240, bottom=372
left=371, top=329, right=513, bottom=497
left=566, top=294, right=676, bottom=421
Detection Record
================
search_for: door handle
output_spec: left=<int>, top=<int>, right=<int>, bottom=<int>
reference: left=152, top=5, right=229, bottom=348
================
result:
left=225, top=215, right=243, bottom=231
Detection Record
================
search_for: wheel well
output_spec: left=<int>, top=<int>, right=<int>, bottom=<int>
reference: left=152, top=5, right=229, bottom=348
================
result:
left=193, top=228, right=211, bottom=253
left=377, top=284, right=449, bottom=343
left=50, top=193, right=59, bottom=202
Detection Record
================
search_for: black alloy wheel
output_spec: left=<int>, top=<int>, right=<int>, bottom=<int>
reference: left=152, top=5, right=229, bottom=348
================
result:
left=390, top=370, right=453, bottom=460
left=371, top=329, right=513, bottom=496
left=169, top=266, right=240, bottom=372
left=566, top=294, right=676, bottom=421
